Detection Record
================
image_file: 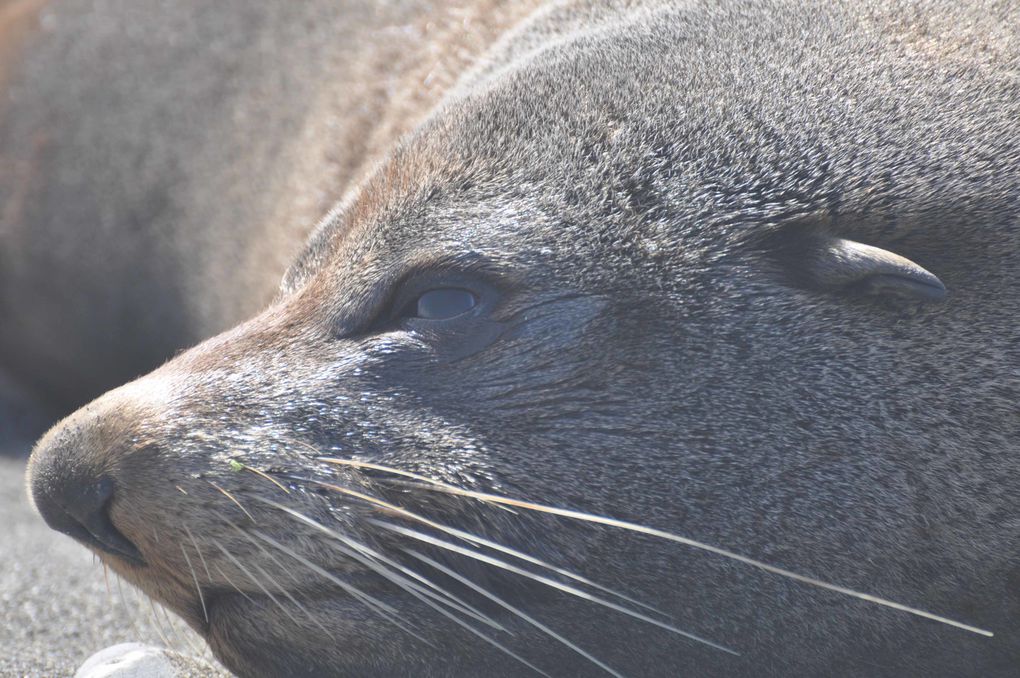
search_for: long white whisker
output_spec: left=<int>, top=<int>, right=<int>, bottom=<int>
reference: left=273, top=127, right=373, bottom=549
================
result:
left=287, top=473, right=669, bottom=618
left=356, top=553, right=511, bottom=633
left=161, top=601, right=203, bottom=657
left=385, top=577, right=551, bottom=677
left=249, top=530, right=432, bottom=647
left=213, top=563, right=257, bottom=604
left=253, top=559, right=337, bottom=641
left=145, top=596, right=174, bottom=650
left=371, top=520, right=738, bottom=655
left=180, top=543, right=209, bottom=625
left=255, top=497, right=509, bottom=633
left=407, top=548, right=627, bottom=678
left=114, top=573, right=143, bottom=640
left=211, top=542, right=309, bottom=631
left=322, top=458, right=993, bottom=638
left=222, top=518, right=337, bottom=640
left=321, top=530, right=550, bottom=677
left=252, top=496, right=559, bottom=673
left=184, top=525, right=213, bottom=581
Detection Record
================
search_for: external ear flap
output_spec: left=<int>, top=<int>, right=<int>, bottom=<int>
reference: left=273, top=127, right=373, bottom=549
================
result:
left=803, top=237, right=947, bottom=302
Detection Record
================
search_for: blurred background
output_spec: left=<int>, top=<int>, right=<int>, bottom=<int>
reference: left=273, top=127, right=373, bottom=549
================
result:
left=0, top=0, right=356, bottom=673
left=2, top=1, right=225, bottom=670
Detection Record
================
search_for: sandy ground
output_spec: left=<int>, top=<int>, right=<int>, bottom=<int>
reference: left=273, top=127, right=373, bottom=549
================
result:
left=0, top=444, right=221, bottom=677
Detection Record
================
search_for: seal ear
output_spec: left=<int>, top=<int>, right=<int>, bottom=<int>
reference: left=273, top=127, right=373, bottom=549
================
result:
left=799, top=236, right=947, bottom=302
left=771, top=232, right=946, bottom=303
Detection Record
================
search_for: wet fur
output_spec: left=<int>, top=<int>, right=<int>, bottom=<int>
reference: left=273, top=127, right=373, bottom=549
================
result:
left=13, top=0, right=1020, bottom=676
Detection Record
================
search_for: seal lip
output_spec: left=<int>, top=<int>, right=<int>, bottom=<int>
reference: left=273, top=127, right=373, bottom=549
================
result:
left=58, top=518, right=147, bottom=567
left=34, top=480, right=148, bottom=567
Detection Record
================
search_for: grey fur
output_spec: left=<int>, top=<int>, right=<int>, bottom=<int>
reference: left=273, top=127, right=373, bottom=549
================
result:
left=13, top=0, right=1020, bottom=676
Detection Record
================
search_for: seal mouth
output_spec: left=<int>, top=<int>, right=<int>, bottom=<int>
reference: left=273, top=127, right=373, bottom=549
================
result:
left=44, top=495, right=147, bottom=567
left=198, top=579, right=430, bottom=650
left=63, top=519, right=147, bottom=566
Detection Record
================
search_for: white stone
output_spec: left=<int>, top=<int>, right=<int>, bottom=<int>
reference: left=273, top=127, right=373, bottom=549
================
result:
left=74, top=644, right=176, bottom=678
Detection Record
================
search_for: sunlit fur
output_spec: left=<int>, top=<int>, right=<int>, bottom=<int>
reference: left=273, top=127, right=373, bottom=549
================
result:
left=22, top=0, right=1020, bottom=676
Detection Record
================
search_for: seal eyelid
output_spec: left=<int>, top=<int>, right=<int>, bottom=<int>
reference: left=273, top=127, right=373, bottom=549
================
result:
left=360, top=266, right=503, bottom=333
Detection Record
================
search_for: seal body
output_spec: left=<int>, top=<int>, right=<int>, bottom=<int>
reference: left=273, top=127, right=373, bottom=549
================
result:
left=18, top=1, right=1020, bottom=676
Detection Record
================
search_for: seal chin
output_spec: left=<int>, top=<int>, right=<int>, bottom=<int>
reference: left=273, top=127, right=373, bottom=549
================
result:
left=201, top=588, right=380, bottom=678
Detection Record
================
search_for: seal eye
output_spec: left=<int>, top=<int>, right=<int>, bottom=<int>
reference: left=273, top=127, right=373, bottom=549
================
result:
left=413, top=288, right=478, bottom=319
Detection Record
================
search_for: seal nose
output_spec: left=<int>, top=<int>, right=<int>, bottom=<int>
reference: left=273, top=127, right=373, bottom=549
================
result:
left=29, top=438, right=144, bottom=565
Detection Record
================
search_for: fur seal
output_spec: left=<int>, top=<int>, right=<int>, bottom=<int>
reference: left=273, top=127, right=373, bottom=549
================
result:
left=16, top=0, right=1020, bottom=676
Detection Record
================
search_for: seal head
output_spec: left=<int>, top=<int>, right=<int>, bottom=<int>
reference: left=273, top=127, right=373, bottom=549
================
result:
left=28, top=1, right=1020, bottom=676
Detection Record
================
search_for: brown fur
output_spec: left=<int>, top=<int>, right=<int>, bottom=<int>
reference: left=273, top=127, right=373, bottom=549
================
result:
left=14, top=1, right=1020, bottom=676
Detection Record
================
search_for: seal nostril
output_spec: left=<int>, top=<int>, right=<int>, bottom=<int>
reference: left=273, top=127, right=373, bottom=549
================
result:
left=38, top=473, right=145, bottom=565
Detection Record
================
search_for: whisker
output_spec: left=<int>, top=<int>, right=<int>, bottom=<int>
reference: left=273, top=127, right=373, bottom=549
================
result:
left=256, top=497, right=508, bottom=633
left=184, top=525, right=213, bottom=581
left=369, top=556, right=511, bottom=633
left=342, top=545, right=550, bottom=676
left=146, top=596, right=175, bottom=650
left=323, top=458, right=993, bottom=637
left=375, top=572, right=550, bottom=676
left=214, top=563, right=257, bottom=605
left=211, top=542, right=308, bottom=631
left=399, top=520, right=667, bottom=617
left=314, top=533, right=489, bottom=647
left=284, top=473, right=668, bottom=618
left=409, top=596, right=551, bottom=676
left=372, top=520, right=738, bottom=655
left=161, top=601, right=203, bottom=657
left=234, top=524, right=309, bottom=594
left=231, top=460, right=292, bottom=494
left=248, top=530, right=433, bottom=646
left=180, top=543, right=209, bottom=625
left=248, top=530, right=397, bottom=616
left=208, top=481, right=257, bottom=523
left=407, top=548, right=625, bottom=678
left=348, top=549, right=508, bottom=634
left=276, top=514, right=550, bottom=677
left=221, top=518, right=336, bottom=640
left=254, top=559, right=337, bottom=641
left=114, top=573, right=144, bottom=640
